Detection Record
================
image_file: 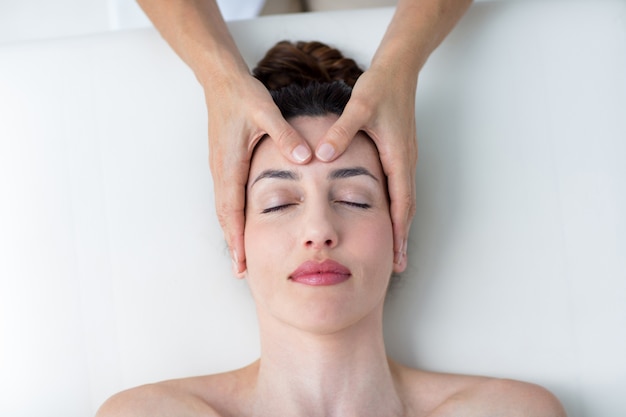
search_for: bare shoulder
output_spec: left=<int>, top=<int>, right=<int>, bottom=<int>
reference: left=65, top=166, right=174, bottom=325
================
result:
left=392, top=362, right=566, bottom=417
left=94, top=381, right=220, bottom=417
left=442, top=377, right=568, bottom=417
left=95, top=362, right=258, bottom=417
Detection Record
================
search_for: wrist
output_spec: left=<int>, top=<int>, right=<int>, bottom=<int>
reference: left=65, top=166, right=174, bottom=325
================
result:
left=368, top=49, right=419, bottom=96
left=194, top=46, right=250, bottom=92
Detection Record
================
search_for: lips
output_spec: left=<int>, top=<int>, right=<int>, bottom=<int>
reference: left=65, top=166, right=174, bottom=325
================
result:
left=289, top=259, right=352, bottom=286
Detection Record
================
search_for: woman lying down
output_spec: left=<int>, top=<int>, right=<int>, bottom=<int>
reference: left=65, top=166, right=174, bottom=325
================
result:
left=96, top=40, right=566, bottom=417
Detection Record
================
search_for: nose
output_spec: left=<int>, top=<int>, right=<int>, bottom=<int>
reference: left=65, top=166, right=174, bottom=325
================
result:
left=302, top=205, right=339, bottom=250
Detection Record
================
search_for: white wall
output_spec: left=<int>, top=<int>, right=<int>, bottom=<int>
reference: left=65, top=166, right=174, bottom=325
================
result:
left=0, top=1, right=624, bottom=417
left=0, top=0, right=142, bottom=43
left=0, top=0, right=265, bottom=43
left=0, top=0, right=504, bottom=44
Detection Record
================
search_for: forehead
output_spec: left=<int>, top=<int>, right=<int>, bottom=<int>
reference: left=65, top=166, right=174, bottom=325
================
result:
left=249, top=115, right=382, bottom=176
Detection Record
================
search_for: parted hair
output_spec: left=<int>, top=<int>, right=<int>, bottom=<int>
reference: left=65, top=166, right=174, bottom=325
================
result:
left=252, top=40, right=364, bottom=119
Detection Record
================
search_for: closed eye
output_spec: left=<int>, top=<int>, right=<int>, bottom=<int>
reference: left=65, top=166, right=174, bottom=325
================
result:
left=338, top=201, right=371, bottom=209
left=261, top=203, right=297, bottom=214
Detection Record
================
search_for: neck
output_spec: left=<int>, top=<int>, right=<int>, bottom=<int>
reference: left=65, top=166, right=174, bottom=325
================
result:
left=248, top=305, right=405, bottom=417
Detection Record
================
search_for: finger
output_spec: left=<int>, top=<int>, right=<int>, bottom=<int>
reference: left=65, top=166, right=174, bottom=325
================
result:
left=379, top=138, right=416, bottom=272
left=261, top=108, right=312, bottom=164
left=216, top=188, right=247, bottom=276
left=388, top=168, right=415, bottom=273
left=211, top=155, right=248, bottom=276
left=316, top=101, right=368, bottom=162
left=228, top=222, right=246, bottom=278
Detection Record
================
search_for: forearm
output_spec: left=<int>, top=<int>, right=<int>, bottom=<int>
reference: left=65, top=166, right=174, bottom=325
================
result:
left=372, top=0, right=472, bottom=78
left=136, top=0, right=249, bottom=88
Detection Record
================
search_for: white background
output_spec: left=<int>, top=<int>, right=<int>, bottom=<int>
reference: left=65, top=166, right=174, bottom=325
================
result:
left=0, top=0, right=503, bottom=43
left=0, top=0, right=268, bottom=43
left=1, top=1, right=625, bottom=417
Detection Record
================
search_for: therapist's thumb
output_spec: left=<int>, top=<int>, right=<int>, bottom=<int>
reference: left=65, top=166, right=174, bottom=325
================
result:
left=316, top=109, right=363, bottom=162
left=263, top=111, right=312, bottom=164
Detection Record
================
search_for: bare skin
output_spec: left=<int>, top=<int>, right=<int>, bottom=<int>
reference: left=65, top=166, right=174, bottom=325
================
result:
left=96, top=117, right=566, bottom=417
left=97, top=362, right=566, bottom=417
left=136, top=0, right=473, bottom=275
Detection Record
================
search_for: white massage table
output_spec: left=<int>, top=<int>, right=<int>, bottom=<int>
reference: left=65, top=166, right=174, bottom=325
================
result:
left=0, top=1, right=624, bottom=416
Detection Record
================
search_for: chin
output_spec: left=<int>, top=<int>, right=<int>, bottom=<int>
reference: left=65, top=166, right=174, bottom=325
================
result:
left=278, top=293, right=386, bottom=336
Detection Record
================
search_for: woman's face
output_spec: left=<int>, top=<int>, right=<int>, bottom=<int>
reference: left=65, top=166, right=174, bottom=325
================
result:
left=244, top=115, right=406, bottom=334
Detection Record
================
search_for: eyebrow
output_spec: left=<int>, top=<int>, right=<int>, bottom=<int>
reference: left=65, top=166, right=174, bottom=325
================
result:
left=251, top=169, right=300, bottom=187
left=250, top=166, right=378, bottom=188
left=328, top=167, right=379, bottom=182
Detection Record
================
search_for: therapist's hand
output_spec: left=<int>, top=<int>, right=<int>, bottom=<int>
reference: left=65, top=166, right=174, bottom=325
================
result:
left=310, top=0, right=472, bottom=271
left=316, top=64, right=418, bottom=270
left=206, top=72, right=311, bottom=275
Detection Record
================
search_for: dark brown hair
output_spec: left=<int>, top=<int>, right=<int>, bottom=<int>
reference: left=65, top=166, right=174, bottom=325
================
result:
left=252, top=40, right=364, bottom=119
left=253, top=40, right=363, bottom=90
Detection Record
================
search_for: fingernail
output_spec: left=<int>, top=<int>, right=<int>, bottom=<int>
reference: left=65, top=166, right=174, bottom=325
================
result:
left=394, top=250, right=402, bottom=265
left=231, top=257, right=239, bottom=275
left=292, top=145, right=311, bottom=163
left=394, top=239, right=407, bottom=265
left=232, top=251, right=246, bottom=276
left=395, top=238, right=403, bottom=254
left=316, top=143, right=335, bottom=161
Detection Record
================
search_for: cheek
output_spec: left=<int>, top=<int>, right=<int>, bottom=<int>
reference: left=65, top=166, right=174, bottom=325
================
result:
left=347, top=216, right=394, bottom=275
left=244, top=221, right=292, bottom=285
